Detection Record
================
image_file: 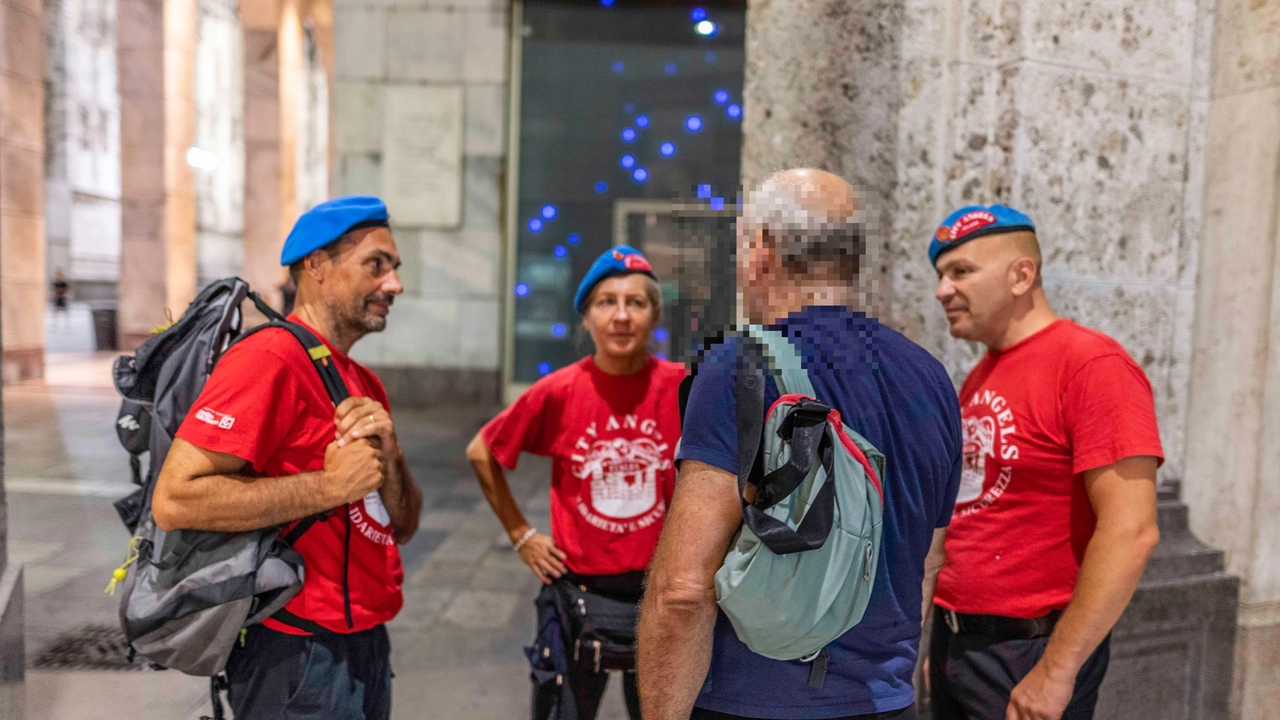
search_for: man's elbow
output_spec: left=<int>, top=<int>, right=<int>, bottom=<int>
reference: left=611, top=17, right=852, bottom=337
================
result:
left=150, top=489, right=181, bottom=533
left=647, top=575, right=716, bottom=617
left=150, top=468, right=189, bottom=533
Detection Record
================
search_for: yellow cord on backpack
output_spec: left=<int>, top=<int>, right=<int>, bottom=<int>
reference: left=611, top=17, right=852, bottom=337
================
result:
left=151, top=307, right=177, bottom=335
left=105, top=536, right=141, bottom=595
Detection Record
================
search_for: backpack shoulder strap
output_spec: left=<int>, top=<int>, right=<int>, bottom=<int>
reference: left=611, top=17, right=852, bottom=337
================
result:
left=230, top=320, right=351, bottom=407
left=745, top=325, right=816, bottom=399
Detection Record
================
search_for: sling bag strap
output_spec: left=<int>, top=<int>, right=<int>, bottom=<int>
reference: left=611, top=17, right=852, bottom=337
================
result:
left=734, top=327, right=838, bottom=555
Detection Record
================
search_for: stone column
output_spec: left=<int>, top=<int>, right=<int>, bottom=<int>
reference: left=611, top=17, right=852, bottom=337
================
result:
left=0, top=0, right=47, bottom=382
left=1182, top=0, right=1280, bottom=716
left=743, top=0, right=1235, bottom=718
left=0, top=0, right=33, bottom=706
left=240, top=0, right=285, bottom=313
left=117, top=0, right=198, bottom=348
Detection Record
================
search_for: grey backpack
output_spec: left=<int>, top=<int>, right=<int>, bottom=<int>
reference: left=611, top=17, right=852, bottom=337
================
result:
left=713, top=327, right=886, bottom=677
left=109, top=277, right=348, bottom=677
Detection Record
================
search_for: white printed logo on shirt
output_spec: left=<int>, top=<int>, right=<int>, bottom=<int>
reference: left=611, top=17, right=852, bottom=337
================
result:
left=956, top=389, right=1021, bottom=517
left=194, top=406, right=236, bottom=430
left=348, top=491, right=395, bottom=546
left=570, top=414, right=670, bottom=533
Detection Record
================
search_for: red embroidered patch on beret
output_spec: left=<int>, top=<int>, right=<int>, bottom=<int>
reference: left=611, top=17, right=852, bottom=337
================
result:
left=949, top=210, right=997, bottom=240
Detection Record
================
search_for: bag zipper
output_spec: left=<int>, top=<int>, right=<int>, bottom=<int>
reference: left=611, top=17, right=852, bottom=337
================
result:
left=343, top=505, right=354, bottom=629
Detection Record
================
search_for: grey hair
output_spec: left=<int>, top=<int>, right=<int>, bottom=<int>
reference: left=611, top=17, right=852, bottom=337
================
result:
left=740, top=172, right=865, bottom=278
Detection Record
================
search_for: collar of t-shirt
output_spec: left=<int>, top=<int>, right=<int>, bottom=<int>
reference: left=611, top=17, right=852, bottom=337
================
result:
left=580, top=354, right=657, bottom=386
left=985, top=318, right=1068, bottom=359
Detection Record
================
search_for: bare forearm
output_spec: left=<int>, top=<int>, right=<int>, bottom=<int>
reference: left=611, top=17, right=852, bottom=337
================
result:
left=381, top=452, right=421, bottom=543
left=637, top=588, right=719, bottom=719
left=469, top=438, right=533, bottom=542
left=920, top=528, right=946, bottom=624
left=1040, top=523, right=1156, bottom=679
left=158, top=470, right=337, bottom=532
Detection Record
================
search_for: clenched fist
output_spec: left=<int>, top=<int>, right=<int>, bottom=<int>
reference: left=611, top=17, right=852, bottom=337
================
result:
left=324, top=437, right=384, bottom=506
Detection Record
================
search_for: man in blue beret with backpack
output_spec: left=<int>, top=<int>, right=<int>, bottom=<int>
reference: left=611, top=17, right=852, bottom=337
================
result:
left=637, top=169, right=963, bottom=720
left=151, top=195, right=423, bottom=720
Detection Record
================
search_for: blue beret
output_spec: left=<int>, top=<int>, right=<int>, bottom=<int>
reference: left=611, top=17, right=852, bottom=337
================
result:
left=281, top=196, right=390, bottom=266
left=929, top=204, right=1035, bottom=266
left=574, top=245, right=657, bottom=314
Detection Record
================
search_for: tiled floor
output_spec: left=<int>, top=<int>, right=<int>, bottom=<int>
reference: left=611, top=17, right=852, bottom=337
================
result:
left=10, top=352, right=631, bottom=719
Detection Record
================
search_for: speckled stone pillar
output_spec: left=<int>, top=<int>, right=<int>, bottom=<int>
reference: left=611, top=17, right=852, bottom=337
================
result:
left=743, top=0, right=1239, bottom=718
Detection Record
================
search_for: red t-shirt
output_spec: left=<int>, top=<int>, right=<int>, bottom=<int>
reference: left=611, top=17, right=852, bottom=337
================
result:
left=934, top=319, right=1163, bottom=618
left=175, top=316, right=404, bottom=635
left=482, top=356, right=686, bottom=576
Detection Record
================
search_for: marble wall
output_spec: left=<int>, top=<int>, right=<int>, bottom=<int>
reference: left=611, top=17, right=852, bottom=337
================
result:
left=742, top=0, right=1214, bottom=485
left=333, top=0, right=507, bottom=404
left=43, top=0, right=121, bottom=300
left=1, top=0, right=48, bottom=381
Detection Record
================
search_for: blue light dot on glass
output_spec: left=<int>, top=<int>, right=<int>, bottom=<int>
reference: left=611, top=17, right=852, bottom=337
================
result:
left=691, top=7, right=706, bottom=21
left=552, top=323, right=567, bottom=338
left=727, top=103, right=742, bottom=119
left=714, top=90, right=730, bottom=104
left=655, top=328, right=669, bottom=341
left=635, top=115, right=649, bottom=128
left=633, top=168, right=648, bottom=182
left=611, top=61, right=624, bottom=73
left=595, top=181, right=608, bottom=193
left=624, top=102, right=635, bottom=113
left=538, top=362, right=553, bottom=375
left=600, top=0, right=614, bottom=6
left=705, top=51, right=717, bottom=63
left=541, top=204, right=557, bottom=219
left=621, top=154, right=635, bottom=169
left=665, top=62, right=677, bottom=75
left=660, top=142, right=675, bottom=157
left=686, top=116, right=703, bottom=132
left=568, top=233, right=581, bottom=245
left=655, top=353, right=668, bottom=360
left=554, top=245, right=567, bottom=258
left=710, top=197, right=725, bottom=211
left=515, top=283, right=530, bottom=297
left=697, top=184, right=712, bottom=199
left=622, top=128, right=636, bottom=142
left=528, top=218, right=543, bottom=232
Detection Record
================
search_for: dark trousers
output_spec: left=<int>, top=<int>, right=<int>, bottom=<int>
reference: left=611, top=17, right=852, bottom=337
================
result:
left=572, top=668, right=641, bottom=719
left=929, top=611, right=1110, bottom=720
left=226, top=623, right=392, bottom=720
left=691, top=703, right=917, bottom=720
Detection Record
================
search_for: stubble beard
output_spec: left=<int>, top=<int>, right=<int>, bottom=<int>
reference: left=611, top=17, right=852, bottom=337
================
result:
left=328, top=292, right=393, bottom=344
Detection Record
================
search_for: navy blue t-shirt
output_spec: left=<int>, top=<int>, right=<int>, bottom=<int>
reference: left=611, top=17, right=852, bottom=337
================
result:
left=677, top=306, right=962, bottom=719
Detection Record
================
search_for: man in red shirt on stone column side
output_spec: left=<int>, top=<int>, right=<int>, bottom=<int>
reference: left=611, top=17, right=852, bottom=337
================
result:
left=924, top=205, right=1162, bottom=720
left=151, top=196, right=423, bottom=720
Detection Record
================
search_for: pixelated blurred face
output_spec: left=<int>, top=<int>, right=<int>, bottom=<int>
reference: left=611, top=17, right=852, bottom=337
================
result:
left=583, top=273, right=657, bottom=360
left=324, top=226, right=404, bottom=334
left=934, top=234, right=1018, bottom=342
left=737, top=224, right=770, bottom=324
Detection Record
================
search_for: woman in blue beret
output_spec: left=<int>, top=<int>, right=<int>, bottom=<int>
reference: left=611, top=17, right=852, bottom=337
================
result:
left=467, top=246, right=685, bottom=719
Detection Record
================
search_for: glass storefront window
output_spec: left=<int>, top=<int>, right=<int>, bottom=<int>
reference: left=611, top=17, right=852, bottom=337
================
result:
left=507, top=0, right=746, bottom=389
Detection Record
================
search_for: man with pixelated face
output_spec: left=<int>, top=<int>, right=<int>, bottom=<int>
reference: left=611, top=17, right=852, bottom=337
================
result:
left=638, top=169, right=963, bottom=720
left=927, top=206, right=1162, bottom=720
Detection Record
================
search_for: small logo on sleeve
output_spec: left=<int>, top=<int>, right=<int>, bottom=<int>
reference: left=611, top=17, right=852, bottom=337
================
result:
left=195, top=407, right=236, bottom=430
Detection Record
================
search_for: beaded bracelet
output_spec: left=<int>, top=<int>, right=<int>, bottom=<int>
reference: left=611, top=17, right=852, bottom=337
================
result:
left=513, top=527, right=538, bottom=553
